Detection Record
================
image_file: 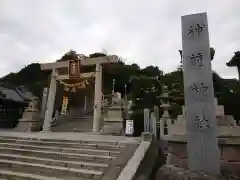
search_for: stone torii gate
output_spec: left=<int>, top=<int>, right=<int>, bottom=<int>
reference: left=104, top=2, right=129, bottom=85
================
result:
left=40, top=55, right=118, bottom=132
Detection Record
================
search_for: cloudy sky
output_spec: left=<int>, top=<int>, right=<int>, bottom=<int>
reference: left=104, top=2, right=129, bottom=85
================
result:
left=0, top=0, right=239, bottom=78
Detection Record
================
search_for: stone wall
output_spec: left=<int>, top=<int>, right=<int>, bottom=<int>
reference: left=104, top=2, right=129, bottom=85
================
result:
left=156, top=165, right=217, bottom=180
left=166, top=137, right=240, bottom=176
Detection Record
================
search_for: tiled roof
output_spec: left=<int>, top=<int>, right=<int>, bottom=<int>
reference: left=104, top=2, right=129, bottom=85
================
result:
left=15, top=86, right=34, bottom=101
left=227, top=51, right=240, bottom=67
left=0, top=87, right=26, bottom=103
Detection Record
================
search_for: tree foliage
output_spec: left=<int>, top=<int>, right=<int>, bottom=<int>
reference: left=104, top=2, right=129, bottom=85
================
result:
left=0, top=63, right=49, bottom=97
left=0, top=50, right=239, bottom=123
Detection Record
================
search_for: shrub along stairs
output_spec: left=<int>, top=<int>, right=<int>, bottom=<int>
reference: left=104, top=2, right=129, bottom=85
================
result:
left=0, top=132, right=140, bottom=180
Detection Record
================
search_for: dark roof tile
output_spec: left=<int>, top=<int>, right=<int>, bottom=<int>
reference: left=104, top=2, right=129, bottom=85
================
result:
left=0, top=86, right=25, bottom=102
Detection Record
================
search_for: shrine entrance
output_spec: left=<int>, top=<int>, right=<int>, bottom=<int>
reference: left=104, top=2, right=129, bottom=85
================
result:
left=54, top=69, right=96, bottom=116
left=40, top=54, right=118, bottom=132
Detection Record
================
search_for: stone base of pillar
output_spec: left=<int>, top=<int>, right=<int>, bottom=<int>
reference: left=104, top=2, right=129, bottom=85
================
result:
left=15, top=118, right=42, bottom=132
left=100, top=121, right=123, bottom=135
left=15, top=101, right=42, bottom=132
left=141, top=132, right=154, bottom=141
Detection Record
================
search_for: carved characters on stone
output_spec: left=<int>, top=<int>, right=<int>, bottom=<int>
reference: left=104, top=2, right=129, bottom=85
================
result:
left=182, top=13, right=220, bottom=174
left=193, top=115, right=211, bottom=130
left=187, top=53, right=203, bottom=67
left=190, top=82, right=209, bottom=100
left=188, top=23, right=205, bottom=36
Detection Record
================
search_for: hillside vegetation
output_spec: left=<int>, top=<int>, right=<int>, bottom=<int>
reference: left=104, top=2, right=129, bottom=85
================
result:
left=1, top=50, right=240, bottom=122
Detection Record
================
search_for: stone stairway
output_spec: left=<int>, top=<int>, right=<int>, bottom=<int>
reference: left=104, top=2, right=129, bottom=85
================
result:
left=52, top=115, right=93, bottom=132
left=0, top=132, right=140, bottom=180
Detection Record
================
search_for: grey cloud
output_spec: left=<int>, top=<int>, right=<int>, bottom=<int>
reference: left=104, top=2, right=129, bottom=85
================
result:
left=0, top=0, right=239, bottom=79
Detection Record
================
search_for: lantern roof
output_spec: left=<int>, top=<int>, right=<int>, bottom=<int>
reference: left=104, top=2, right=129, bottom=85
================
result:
left=226, top=51, right=240, bottom=67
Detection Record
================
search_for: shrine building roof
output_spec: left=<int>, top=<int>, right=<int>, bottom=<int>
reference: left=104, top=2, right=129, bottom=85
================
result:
left=0, top=86, right=32, bottom=104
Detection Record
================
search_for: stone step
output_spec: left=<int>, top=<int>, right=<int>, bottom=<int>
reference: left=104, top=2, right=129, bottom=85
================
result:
left=0, top=159, right=101, bottom=180
left=67, top=129, right=96, bottom=133
left=0, top=142, right=120, bottom=156
left=52, top=118, right=93, bottom=132
left=0, top=138, right=124, bottom=151
left=0, top=170, right=66, bottom=180
left=0, top=147, right=115, bottom=163
left=0, top=153, right=108, bottom=171
left=53, top=128, right=93, bottom=133
left=0, top=136, right=123, bottom=146
left=0, top=133, right=141, bottom=180
left=75, top=117, right=93, bottom=120
left=57, top=119, right=93, bottom=125
left=67, top=128, right=94, bottom=132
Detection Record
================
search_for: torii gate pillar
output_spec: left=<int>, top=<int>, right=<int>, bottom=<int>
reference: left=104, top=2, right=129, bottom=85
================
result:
left=42, top=68, right=58, bottom=131
left=93, top=63, right=102, bottom=132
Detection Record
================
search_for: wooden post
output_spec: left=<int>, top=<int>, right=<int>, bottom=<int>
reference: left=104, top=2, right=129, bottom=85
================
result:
left=181, top=12, right=220, bottom=175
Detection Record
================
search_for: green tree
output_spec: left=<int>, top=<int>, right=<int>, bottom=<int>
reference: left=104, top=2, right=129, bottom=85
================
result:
left=1, top=49, right=240, bottom=125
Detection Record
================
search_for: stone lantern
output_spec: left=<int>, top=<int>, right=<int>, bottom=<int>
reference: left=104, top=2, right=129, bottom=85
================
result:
left=159, top=86, right=171, bottom=118
left=226, top=51, right=240, bottom=81
left=158, top=86, right=173, bottom=136
left=15, top=97, right=42, bottom=132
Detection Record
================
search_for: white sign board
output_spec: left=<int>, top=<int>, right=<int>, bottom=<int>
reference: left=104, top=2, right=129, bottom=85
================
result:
left=125, top=120, right=134, bottom=135
left=181, top=12, right=220, bottom=174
